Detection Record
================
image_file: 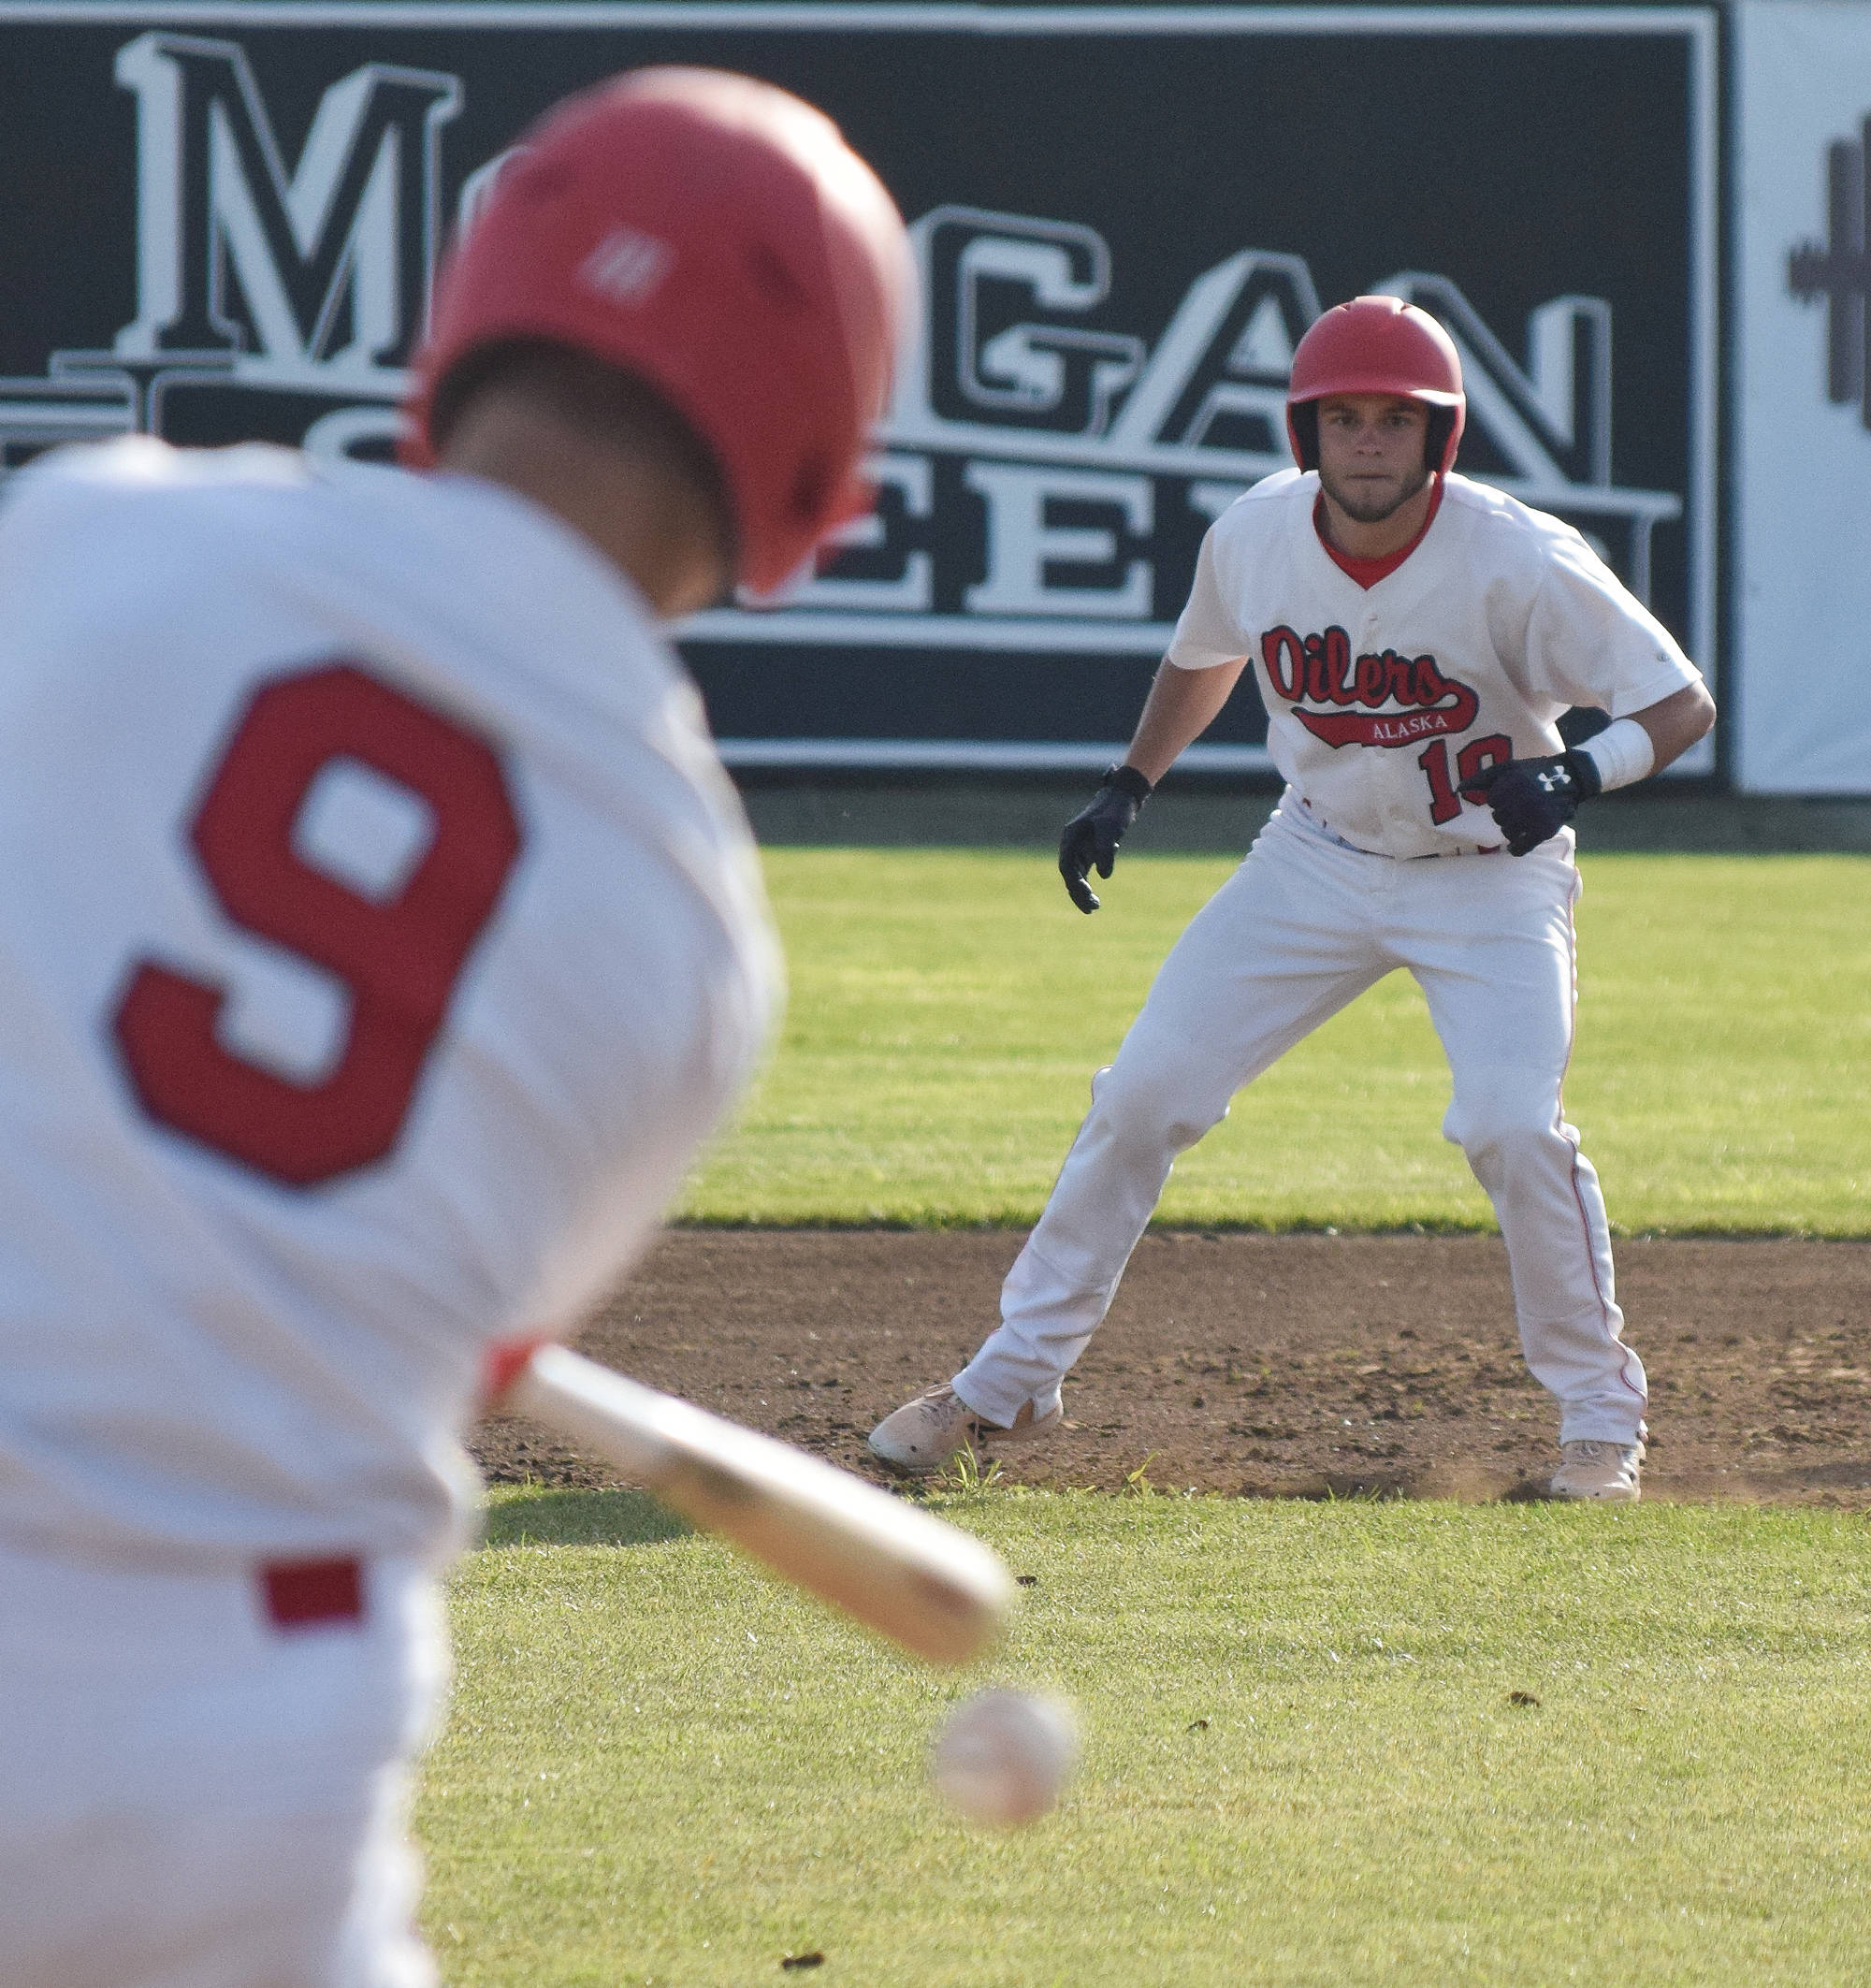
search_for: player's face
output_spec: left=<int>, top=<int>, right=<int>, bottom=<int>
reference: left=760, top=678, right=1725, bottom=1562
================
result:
left=1313, top=395, right=1433, bottom=524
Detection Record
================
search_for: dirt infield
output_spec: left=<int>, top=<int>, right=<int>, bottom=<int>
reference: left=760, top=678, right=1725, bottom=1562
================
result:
left=474, top=1231, right=1871, bottom=1505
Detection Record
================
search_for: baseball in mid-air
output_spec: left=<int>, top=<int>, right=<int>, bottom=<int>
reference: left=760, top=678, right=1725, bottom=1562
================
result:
left=930, top=1689, right=1079, bottom=1827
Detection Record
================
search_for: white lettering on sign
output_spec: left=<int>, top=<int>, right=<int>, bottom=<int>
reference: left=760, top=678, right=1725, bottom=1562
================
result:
left=0, top=35, right=1688, bottom=665
left=964, top=464, right=1153, bottom=618
left=791, top=454, right=936, bottom=613
left=111, top=32, right=459, bottom=382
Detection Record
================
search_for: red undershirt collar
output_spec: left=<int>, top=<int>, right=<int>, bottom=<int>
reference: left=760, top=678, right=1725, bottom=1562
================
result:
left=1313, top=476, right=1444, bottom=589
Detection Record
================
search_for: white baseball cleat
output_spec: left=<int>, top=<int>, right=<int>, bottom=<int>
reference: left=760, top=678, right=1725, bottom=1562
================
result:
left=867, top=1382, right=1061, bottom=1476
left=1549, top=1439, right=1646, bottom=1502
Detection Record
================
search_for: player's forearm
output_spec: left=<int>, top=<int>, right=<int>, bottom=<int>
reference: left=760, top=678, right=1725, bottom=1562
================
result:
left=1628, top=679, right=1717, bottom=776
left=1123, top=658, right=1248, bottom=786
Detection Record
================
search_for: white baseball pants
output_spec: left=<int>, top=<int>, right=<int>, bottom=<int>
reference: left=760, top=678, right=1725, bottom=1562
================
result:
left=955, top=801, right=1647, bottom=1446
left=0, top=1539, right=446, bottom=1988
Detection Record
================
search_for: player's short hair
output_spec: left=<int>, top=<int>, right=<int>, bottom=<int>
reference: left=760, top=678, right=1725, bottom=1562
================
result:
left=429, top=338, right=736, bottom=567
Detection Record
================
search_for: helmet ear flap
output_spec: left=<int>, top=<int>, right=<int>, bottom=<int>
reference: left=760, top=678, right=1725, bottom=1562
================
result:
left=1425, top=403, right=1458, bottom=475
left=1287, top=400, right=1320, bottom=472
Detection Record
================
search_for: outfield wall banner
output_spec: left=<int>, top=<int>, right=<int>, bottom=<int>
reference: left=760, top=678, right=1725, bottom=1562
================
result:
left=0, top=3, right=1717, bottom=777
left=1734, top=0, right=1871, bottom=795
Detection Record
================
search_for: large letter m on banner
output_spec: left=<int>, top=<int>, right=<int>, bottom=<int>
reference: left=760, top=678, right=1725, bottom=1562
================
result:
left=114, top=34, right=460, bottom=382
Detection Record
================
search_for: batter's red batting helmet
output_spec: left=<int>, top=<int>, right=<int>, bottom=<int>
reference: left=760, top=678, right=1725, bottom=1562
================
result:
left=406, top=67, right=914, bottom=597
left=1284, top=295, right=1466, bottom=477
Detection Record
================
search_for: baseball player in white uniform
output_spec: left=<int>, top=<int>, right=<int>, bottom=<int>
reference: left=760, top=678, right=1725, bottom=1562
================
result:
left=0, top=69, right=909, bottom=1988
left=872, top=296, right=1715, bottom=1504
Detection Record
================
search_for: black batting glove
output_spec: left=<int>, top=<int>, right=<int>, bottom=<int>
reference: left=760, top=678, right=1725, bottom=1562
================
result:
left=1458, top=750, right=1603, bottom=857
left=1058, top=763, right=1153, bottom=913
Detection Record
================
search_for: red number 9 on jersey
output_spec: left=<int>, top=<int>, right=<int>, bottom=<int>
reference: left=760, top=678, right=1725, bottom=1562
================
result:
left=113, top=662, right=524, bottom=1188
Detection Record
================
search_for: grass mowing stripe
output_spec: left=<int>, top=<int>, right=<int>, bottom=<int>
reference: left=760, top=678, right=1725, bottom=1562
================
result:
left=421, top=1489, right=1871, bottom=1986
left=674, top=849, right=1869, bottom=1234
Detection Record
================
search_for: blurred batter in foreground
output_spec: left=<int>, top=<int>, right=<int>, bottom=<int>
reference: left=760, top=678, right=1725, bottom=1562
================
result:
left=0, top=69, right=908, bottom=1988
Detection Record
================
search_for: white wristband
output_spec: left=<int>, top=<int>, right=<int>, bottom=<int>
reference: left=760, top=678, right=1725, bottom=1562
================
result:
left=1577, top=718, right=1655, bottom=792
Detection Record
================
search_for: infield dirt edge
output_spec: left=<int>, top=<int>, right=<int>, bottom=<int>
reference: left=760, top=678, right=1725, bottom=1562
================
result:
left=473, top=1229, right=1871, bottom=1508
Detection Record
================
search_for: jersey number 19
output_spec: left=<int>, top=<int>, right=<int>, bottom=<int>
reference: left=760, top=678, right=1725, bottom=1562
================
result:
left=1417, top=734, right=1512, bottom=825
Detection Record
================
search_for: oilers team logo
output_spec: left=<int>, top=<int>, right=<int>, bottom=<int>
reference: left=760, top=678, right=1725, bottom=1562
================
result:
left=1260, top=628, right=1480, bottom=749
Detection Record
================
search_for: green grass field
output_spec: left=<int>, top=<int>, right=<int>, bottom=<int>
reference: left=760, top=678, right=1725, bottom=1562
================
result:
left=674, top=849, right=1870, bottom=1235
left=422, top=1487, right=1871, bottom=1986
left=420, top=847, right=1871, bottom=1983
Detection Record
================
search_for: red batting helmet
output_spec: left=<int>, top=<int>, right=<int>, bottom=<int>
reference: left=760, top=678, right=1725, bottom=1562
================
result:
left=1284, top=295, right=1466, bottom=477
left=406, top=67, right=914, bottom=597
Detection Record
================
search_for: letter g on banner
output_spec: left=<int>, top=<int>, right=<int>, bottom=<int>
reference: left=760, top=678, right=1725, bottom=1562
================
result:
left=919, top=208, right=1145, bottom=437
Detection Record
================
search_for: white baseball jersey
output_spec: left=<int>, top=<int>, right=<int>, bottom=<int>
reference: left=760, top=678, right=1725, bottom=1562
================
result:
left=0, top=438, right=778, bottom=1572
left=1167, top=470, right=1703, bottom=858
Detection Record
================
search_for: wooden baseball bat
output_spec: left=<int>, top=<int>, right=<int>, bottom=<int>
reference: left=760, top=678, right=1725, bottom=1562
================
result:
left=501, top=1344, right=1013, bottom=1668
